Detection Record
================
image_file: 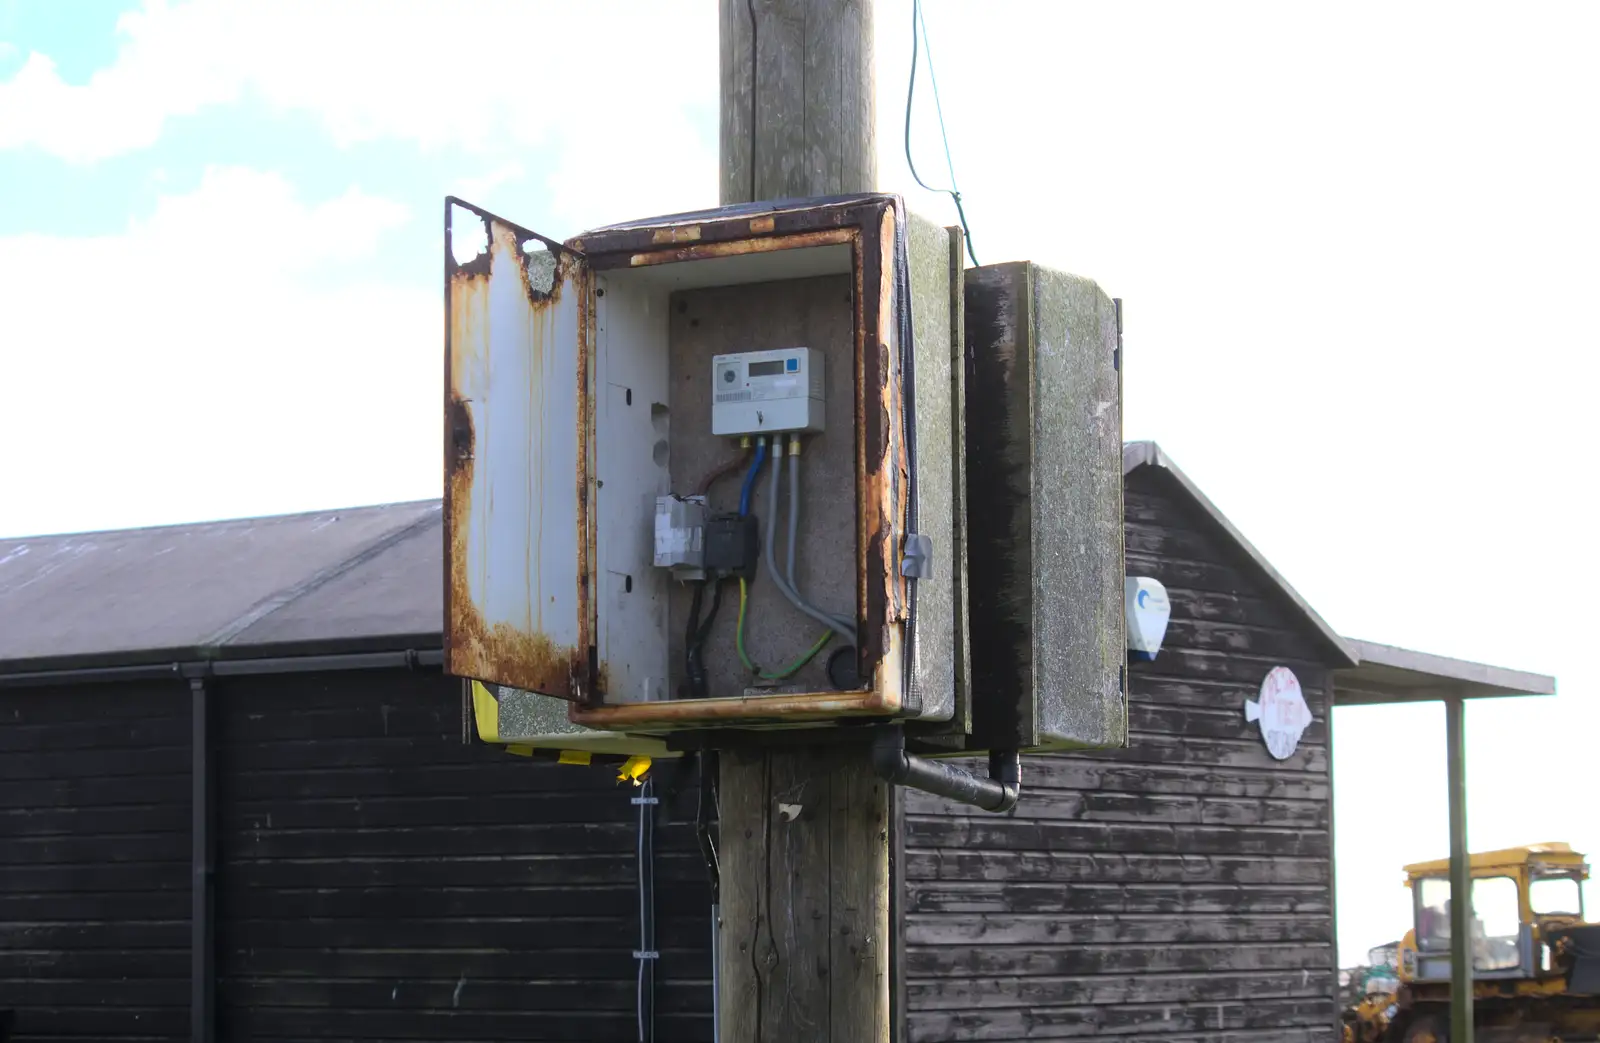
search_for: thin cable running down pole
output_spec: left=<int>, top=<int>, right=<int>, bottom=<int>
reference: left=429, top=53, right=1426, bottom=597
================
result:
left=905, top=0, right=978, bottom=265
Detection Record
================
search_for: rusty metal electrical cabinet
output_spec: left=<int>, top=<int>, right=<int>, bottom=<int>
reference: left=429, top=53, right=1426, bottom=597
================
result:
left=962, top=262, right=1128, bottom=752
left=444, top=194, right=964, bottom=739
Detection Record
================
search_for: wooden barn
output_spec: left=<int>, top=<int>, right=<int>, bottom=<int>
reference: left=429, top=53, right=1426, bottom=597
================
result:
left=0, top=504, right=715, bottom=1043
left=0, top=440, right=1553, bottom=1043
left=899, top=441, right=1355, bottom=1042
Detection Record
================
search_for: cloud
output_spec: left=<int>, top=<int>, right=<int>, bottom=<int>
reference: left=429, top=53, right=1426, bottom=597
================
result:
left=0, top=0, right=718, bottom=163
left=452, top=161, right=525, bottom=205
left=128, top=165, right=408, bottom=268
left=0, top=167, right=434, bottom=535
left=0, top=4, right=243, bottom=162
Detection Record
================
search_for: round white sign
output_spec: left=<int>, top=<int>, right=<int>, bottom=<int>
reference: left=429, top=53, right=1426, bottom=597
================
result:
left=1243, top=666, right=1311, bottom=760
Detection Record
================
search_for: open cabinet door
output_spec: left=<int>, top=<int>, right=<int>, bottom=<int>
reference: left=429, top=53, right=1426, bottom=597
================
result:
left=444, top=199, right=591, bottom=699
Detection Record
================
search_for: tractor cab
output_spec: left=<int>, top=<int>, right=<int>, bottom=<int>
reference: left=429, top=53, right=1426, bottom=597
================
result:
left=1397, top=842, right=1590, bottom=985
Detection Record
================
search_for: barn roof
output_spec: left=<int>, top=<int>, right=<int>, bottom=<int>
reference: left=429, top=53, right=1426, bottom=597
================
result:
left=0, top=501, right=443, bottom=680
left=1335, top=638, right=1556, bottom=704
left=0, top=443, right=1554, bottom=702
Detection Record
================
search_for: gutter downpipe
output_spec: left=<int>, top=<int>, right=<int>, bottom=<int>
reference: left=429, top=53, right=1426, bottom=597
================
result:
left=0, top=648, right=444, bottom=689
left=870, top=727, right=1020, bottom=813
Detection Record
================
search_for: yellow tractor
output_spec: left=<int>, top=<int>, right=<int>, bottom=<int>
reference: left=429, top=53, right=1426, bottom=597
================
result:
left=1368, top=842, right=1600, bottom=1043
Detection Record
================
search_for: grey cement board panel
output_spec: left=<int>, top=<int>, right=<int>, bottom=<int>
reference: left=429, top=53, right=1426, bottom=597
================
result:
left=904, top=213, right=957, bottom=723
left=665, top=275, right=857, bottom=700
left=964, top=263, right=1126, bottom=751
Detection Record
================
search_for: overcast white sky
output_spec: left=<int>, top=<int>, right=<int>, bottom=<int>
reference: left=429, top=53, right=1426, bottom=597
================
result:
left=1, top=0, right=1595, bottom=965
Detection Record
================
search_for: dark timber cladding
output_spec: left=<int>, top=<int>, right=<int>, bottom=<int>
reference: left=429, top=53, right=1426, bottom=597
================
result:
left=903, top=463, right=1341, bottom=1043
left=0, top=681, right=191, bottom=1042
left=0, top=659, right=714, bottom=1042
left=213, top=668, right=712, bottom=1043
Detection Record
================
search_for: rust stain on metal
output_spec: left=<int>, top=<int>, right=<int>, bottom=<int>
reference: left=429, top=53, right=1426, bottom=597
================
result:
left=444, top=394, right=588, bottom=697
left=443, top=269, right=489, bottom=650
left=748, top=216, right=776, bottom=234
left=573, top=263, right=595, bottom=700
left=851, top=234, right=874, bottom=657
left=516, top=252, right=561, bottom=308
left=651, top=225, right=702, bottom=244
left=623, top=228, right=854, bottom=268
left=880, top=209, right=906, bottom=616
left=570, top=686, right=900, bottom=730
left=444, top=208, right=589, bottom=700
left=856, top=207, right=901, bottom=662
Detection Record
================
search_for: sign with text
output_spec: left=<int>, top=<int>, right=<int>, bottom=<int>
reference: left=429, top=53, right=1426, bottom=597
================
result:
left=1243, top=666, right=1311, bottom=760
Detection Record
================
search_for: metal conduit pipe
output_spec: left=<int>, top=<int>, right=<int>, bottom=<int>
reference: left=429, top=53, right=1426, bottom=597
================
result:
left=870, top=727, right=1020, bottom=814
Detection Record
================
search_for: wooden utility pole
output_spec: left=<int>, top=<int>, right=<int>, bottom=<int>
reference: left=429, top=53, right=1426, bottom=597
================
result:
left=719, top=0, right=876, bottom=208
left=716, top=3, right=890, bottom=1041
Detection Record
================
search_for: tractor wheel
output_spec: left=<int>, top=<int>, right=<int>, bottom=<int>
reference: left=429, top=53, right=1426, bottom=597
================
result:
left=1401, top=1014, right=1447, bottom=1043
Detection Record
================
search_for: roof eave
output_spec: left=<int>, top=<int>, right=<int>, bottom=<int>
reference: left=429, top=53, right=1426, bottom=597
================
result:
left=1345, top=638, right=1557, bottom=699
left=0, top=633, right=446, bottom=688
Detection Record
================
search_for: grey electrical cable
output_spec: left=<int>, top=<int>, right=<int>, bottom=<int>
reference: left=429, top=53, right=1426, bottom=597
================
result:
left=763, top=447, right=855, bottom=644
left=765, top=447, right=854, bottom=642
left=786, top=441, right=853, bottom=630
left=784, top=439, right=798, bottom=589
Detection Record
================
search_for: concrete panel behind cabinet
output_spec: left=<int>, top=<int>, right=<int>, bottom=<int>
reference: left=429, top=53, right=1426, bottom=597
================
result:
left=665, top=276, right=857, bottom=701
left=964, top=263, right=1036, bottom=748
left=904, top=214, right=957, bottom=724
left=1029, top=265, right=1125, bottom=750
left=965, top=263, right=1125, bottom=751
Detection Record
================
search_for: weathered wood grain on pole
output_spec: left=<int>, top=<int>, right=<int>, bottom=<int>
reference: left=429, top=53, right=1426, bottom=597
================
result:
left=718, top=746, right=890, bottom=1042
left=719, top=0, right=877, bottom=205
left=828, top=754, right=891, bottom=1041
left=718, top=3, right=886, bottom=1038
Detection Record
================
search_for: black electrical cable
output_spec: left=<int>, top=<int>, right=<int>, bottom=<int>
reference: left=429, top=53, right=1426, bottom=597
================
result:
left=695, top=750, right=720, bottom=899
left=685, top=581, right=707, bottom=698
left=698, top=580, right=724, bottom=649
left=685, top=578, right=725, bottom=699
left=905, top=0, right=978, bottom=266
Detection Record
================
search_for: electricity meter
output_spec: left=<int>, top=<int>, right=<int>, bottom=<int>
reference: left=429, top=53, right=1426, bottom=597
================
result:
left=711, top=348, right=825, bottom=436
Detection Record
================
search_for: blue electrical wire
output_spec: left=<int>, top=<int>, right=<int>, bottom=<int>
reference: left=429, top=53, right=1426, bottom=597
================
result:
left=738, top=440, right=766, bottom=517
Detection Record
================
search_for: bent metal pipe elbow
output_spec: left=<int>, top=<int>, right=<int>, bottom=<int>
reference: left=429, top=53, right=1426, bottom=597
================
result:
left=986, top=749, right=1021, bottom=814
left=870, top=728, right=1020, bottom=814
